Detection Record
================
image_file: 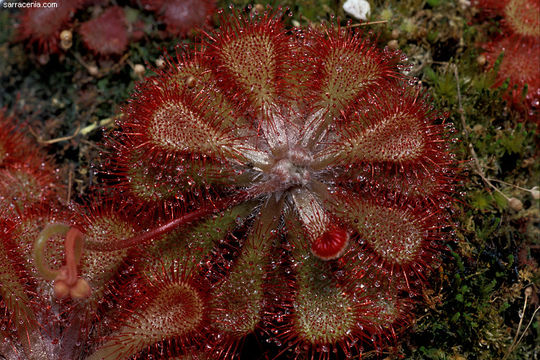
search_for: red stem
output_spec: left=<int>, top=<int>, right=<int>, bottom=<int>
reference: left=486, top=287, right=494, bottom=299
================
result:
left=84, top=193, right=249, bottom=252
left=64, top=227, right=84, bottom=286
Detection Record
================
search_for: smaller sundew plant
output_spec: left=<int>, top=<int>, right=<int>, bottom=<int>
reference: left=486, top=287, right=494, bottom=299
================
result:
left=3, top=9, right=457, bottom=360
left=79, top=6, right=129, bottom=56
left=16, top=0, right=77, bottom=56
left=475, top=0, right=540, bottom=119
left=475, top=0, right=540, bottom=38
left=140, top=0, right=216, bottom=36
left=15, top=0, right=216, bottom=60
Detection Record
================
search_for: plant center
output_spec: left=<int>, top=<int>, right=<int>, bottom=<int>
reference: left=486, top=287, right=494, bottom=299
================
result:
left=268, top=149, right=313, bottom=193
